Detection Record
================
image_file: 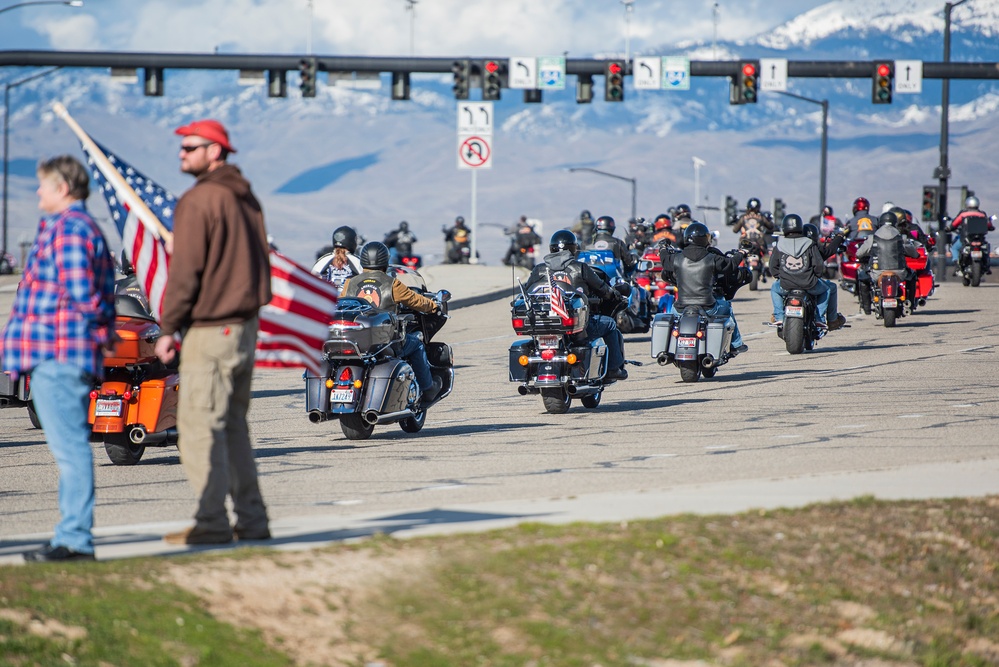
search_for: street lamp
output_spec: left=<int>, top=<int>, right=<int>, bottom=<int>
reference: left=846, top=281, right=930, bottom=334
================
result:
left=0, top=1, right=83, bottom=15
left=776, top=90, right=829, bottom=218
left=567, top=167, right=637, bottom=222
left=692, top=156, right=706, bottom=215
left=3, top=67, right=61, bottom=265
left=935, top=0, right=971, bottom=281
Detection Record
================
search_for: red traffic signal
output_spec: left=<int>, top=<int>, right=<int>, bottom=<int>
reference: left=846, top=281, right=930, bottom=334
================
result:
left=605, top=60, right=625, bottom=102
left=877, top=63, right=891, bottom=77
left=742, top=62, right=757, bottom=77
left=608, top=62, right=622, bottom=75
left=485, top=60, right=499, bottom=74
left=872, top=61, right=894, bottom=104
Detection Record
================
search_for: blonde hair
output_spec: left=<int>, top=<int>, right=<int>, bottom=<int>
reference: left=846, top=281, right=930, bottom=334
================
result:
left=332, top=247, right=349, bottom=270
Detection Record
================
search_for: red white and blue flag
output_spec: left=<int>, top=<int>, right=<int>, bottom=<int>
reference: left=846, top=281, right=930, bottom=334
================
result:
left=84, top=141, right=173, bottom=320
left=546, top=268, right=569, bottom=320
left=83, top=140, right=337, bottom=375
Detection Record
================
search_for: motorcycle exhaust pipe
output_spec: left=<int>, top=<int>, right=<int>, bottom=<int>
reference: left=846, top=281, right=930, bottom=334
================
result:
left=364, top=409, right=416, bottom=425
left=918, top=298, right=927, bottom=306
left=129, top=426, right=147, bottom=444
left=657, top=353, right=669, bottom=367
left=308, top=410, right=327, bottom=424
left=363, top=411, right=380, bottom=425
left=129, top=426, right=177, bottom=445
left=701, top=355, right=715, bottom=369
left=517, top=385, right=530, bottom=395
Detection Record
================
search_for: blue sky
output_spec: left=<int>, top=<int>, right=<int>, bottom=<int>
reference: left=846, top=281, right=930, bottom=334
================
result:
left=0, top=0, right=830, bottom=56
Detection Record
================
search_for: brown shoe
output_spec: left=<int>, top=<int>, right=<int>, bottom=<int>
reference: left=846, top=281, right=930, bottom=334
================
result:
left=163, top=526, right=233, bottom=545
left=828, top=313, right=847, bottom=331
left=234, top=527, right=271, bottom=541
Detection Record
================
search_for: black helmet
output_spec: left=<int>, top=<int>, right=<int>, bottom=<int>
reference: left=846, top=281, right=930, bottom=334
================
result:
left=332, top=226, right=358, bottom=253
left=549, top=229, right=578, bottom=254
left=595, top=215, right=616, bottom=234
left=358, top=241, right=390, bottom=271
left=399, top=220, right=409, bottom=232
left=580, top=209, right=592, bottom=221
left=878, top=211, right=898, bottom=228
left=683, top=221, right=710, bottom=247
left=674, top=204, right=692, bottom=220
left=803, top=223, right=820, bottom=243
left=747, top=197, right=761, bottom=212
left=781, top=214, right=804, bottom=237
left=822, top=205, right=834, bottom=216
left=455, top=215, right=466, bottom=225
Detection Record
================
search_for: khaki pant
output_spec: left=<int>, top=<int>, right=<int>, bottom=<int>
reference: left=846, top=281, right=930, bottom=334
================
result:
left=177, top=317, right=268, bottom=534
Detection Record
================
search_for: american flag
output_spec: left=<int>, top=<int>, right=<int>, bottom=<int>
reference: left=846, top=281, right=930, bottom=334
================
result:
left=547, top=268, right=570, bottom=320
left=84, top=141, right=173, bottom=320
left=83, top=140, right=337, bottom=375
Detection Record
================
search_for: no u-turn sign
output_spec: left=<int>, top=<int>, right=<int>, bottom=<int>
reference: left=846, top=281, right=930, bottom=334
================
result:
left=458, top=134, right=492, bottom=170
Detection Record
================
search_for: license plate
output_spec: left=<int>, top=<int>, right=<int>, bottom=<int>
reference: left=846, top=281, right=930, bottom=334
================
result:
left=537, top=335, right=560, bottom=349
left=971, top=251, right=983, bottom=259
left=883, top=298, right=897, bottom=308
left=94, top=398, right=123, bottom=417
left=678, top=336, right=697, bottom=347
left=785, top=305, right=804, bottom=317
left=330, top=388, right=355, bottom=403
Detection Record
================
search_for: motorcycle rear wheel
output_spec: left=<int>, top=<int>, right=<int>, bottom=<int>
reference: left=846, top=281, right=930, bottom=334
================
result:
left=104, top=434, right=145, bottom=466
left=784, top=318, right=805, bottom=355
left=702, top=366, right=717, bottom=379
left=679, top=360, right=700, bottom=383
left=340, top=414, right=375, bottom=440
left=971, top=262, right=982, bottom=287
left=580, top=390, right=602, bottom=409
left=399, top=409, right=426, bottom=433
left=858, top=283, right=872, bottom=314
left=883, top=309, right=897, bottom=328
left=749, top=269, right=760, bottom=291
left=26, top=402, right=41, bottom=429
left=540, top=388, right=571, bottom=414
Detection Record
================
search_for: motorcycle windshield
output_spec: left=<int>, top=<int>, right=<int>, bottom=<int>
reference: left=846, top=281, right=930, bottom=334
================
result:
left=388, top=265, right=427, bottom=291
left=577, top=250, right=622, bottom=281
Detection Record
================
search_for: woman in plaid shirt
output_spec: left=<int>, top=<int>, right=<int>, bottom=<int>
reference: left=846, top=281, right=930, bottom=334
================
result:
left=2, top=155, right=115, bottom=563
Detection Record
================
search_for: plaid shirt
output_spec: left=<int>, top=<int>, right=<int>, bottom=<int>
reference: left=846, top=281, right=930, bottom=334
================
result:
left=1, top=202, right=115, bottom=379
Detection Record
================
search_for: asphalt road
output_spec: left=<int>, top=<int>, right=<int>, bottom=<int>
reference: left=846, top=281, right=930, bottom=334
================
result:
left=1, top=270, right=998, bottom=562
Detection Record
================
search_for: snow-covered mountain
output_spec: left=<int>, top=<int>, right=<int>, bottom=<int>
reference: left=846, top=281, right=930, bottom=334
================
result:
left=3, top=0, right=998, bottom=265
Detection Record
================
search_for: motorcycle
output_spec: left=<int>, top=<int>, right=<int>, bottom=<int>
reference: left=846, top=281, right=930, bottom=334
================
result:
left=305, top=272, right=453, bottom=440
left=399, top=254, right=423, bottom=270
left=838, top=237, right=868, bottom=313
left=651, top=306, right=735, bottom=382
left=957, top=217, right=992, bottom=287
left=509, top=282, right=621, bottom=413
left=738, top=237, right=768, bottom=291
left=905, top=242, right=935, bottom=307
left=871, top=271, right=907, bottom=328
left=443, top=226, right=472, bottom=264
left=776, top=290, right=823, bottom=354
left=0, top=369, right=40, bottom=428
left=634, top=249, right=675, bottom=314
left=88, top=290, right=179, bottom=465
left=577, top=249, right=653, bottom=334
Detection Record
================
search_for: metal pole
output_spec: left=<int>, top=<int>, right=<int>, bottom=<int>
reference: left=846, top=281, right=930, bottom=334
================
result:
left=470, top=168, right=478, bottom=264
left=936, top=0, right=968, bottom=282
left=630, top=178, right=636, bottom=222
left=566, top=167, right=637, bottom=222
left=820, top=99, right=829, bottom=216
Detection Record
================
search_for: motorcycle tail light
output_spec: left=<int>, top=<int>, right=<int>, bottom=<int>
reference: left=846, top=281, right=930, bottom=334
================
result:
left=353, top=380, right=363, bottom=389
left=122, top=390, right=133, bottom=401
left=560, top=317, right=574, bottom=328
left=512, top=317, right=525, bottom=330
left=790, top=298, right=802, bottom=307
left=696, top=330, right=704, bottom=339
left=672, top=329, right=679, bottom=337
left=566, top=353, right=577, bottom=365
left=541, top=349, right=555, bottom=361
left=89, top=390, right=98, bottom=399
left=338, top=367, right=353, bottom=383
left=328, top=319, right=362, bottom=329
left=325, top=379, right=335, bottom=389
left=518, top=355, right=530, bottom=366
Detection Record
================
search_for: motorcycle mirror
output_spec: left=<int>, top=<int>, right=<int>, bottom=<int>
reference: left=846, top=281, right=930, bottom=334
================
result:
left=437, top=290, right=452, bottom=302
left=990, top=214, right=998, bottom=224
left=636, top=260, right=653, bottom=272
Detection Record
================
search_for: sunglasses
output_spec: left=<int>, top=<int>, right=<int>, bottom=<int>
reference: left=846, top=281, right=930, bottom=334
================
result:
left=180, top=143, right=214, bottom=153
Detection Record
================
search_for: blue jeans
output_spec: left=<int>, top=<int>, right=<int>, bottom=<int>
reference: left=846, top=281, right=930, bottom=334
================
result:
left=400, top=333, right=433, bottom=392
left=951, top=237, right=961, bottom=264
left=771, top=279, right=829, bottom=323
left=30, top=360, right=96, bottom=554
left=587, top=314, right=624, bottom=370
left=670, top=299, right=743, bottom=349
left=821, top=278, right=839, bottom=319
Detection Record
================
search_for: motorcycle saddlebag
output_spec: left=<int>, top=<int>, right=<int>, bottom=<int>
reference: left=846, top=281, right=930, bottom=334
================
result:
left=650, top=313, right=675, bottom=358
left=509, top=339, right=531, bottom=382
left=360, top=359, right=415, bottom=416
left=705, top=321, right=733, bottom=360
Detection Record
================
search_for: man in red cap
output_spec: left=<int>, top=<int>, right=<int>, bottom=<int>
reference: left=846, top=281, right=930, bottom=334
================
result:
left=155, top=119, right=272, bottom=545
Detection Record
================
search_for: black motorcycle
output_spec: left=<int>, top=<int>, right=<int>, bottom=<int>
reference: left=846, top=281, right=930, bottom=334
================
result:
left=509, top=283, right=622, bottom=414
left=306, top=278, right=453, bottom=440
left=739, top=237, right=768, bottom=291
left=776, top=290, right=823, bottom=354
left=957, top=217, right=992, bottom=287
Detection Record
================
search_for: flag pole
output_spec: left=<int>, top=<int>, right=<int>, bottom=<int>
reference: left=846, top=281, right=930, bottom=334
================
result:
left=52, top=102, right=174, bottom=245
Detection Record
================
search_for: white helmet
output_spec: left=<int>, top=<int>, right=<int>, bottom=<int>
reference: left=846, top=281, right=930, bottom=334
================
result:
left=965, top=195, right=980, bottom=210
left=880, top=201, right=896, bottom=214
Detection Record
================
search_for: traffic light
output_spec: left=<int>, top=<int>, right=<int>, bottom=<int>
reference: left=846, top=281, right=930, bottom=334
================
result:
left=267, top=69, right=287, bottom=98
left=960, top=185, right=974, bottom=208
left=143, top=67, right=164, bottom=97
left=736, top=60, right=758, bottom=104
left=921, top=186, right=939, bottom=222
left=482, top=60, right=504, bottom=101
left=576, top=73, right=593, bottom=104
left=391, top=72, right=410, bottom=101
left=451, top=59, right=470, bottom=100
left=725, top=195, right=738, bottom=224
left=605, top=61, right=625, bottom=102
left=872, top=61, right=893, bottom=104
left=773, top=198, right=786, bottom=223
left=299, top=58, right=317, bottom=98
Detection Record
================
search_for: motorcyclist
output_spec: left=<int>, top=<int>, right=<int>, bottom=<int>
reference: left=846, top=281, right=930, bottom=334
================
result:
left=651, top=213, right=677, bottom=247
left=526, top=230, right=630, bottom=381
left=624, top=217, right=651, bottom=254
left=803, top=223, right=847, bottom=330
left=442, top=215, right=471, bottom=264
left=340, top=241, right=442, bottom=406
left=659, top=222, right=749, bottom=356
left=672, top=204, right=693, bottom=246
left=949, top=196, right=994, bottom=274
left=503, top=215, right=542, bottom=266
left=732, top=197, right=775, bottom=252
left=589, top=215, right=637, bottom=275
left=845, top=197, right=877, bottom=240
left=769, top=214, right=830, bottom=327
left=315, top=226, right=362, bottom=289
left=856, top=211, right=920, bottom=311
left=383, top=220, right=418, bottom=265
left=810, top=205, right=841, bottom=237
left=571, top=209, right=595, bottom=247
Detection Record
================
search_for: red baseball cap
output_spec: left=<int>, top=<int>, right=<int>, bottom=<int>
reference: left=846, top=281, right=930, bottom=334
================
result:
left=174, top=119, right=237, bottom=154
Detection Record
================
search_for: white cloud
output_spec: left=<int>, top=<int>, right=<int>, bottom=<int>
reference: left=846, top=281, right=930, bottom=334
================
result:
left=27, top=14, right=101, bottom=51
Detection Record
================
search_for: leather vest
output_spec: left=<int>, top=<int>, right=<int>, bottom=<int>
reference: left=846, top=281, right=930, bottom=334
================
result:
left=674, top=254, right=717, bottom=308
left=869, top=230, right=905, bottom=272
left=341, top=271, right=396, bottom=311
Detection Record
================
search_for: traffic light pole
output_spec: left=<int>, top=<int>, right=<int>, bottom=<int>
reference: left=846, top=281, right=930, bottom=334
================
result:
left=566, top=167, right=636, bottom=222
left=775, top=91, right=828, bottom=219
